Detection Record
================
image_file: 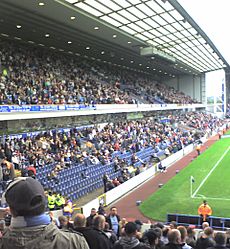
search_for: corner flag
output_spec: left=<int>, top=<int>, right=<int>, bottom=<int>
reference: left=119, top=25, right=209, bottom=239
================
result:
left=190, top=176, right=195, bottom=197
left=191, top=176, right=195, bottom=183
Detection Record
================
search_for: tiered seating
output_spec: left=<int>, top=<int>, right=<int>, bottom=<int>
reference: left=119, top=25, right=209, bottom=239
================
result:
left=36, top=146, right=154, bottom=200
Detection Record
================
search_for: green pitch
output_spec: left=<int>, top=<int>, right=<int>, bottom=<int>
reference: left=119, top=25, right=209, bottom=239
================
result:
left=139, top=137, right=230, bottom=221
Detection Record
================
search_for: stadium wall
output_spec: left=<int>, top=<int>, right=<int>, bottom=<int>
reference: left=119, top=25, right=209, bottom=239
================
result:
left=165, top=74, right=203, bottom=103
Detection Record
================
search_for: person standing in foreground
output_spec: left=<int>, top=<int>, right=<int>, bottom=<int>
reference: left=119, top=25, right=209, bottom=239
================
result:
left=0, top=177, right=89, bottom=249
left=198, top=200, right=212, bottom=222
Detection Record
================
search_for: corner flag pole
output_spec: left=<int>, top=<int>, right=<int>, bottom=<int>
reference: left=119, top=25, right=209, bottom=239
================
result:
left=190, top=176, right=195, bottom=198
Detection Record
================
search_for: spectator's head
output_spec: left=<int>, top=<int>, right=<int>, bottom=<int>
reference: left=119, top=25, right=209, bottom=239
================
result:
left=169, top=221, right=177, bottom=229
left=110, top=206, right=117, bottom=216
left=3, top=177, right=46, bottom=217
left=58, top=215, right=68, bottom=228
left=177, top=226, right=187, bottom=243
left=124, top=222, right=137, bottom=237
left=202, top=221, right=209, bottom=230
left=93, top=215, right=105, bottom=230
left=167, top=229, right=181, bottom=245
left=204, top=227, right=214, bottom=238
left=73, top=213, right=86, bottom=228
left=90, top=208, right=97, bottom=216
left=144, top=229, right=159, bottom=246
left=134, top=219, right=143, bottom=232
left=214, top=232, right=226, bottom=246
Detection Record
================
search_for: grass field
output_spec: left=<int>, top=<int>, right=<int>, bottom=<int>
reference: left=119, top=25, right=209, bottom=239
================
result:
left=139, top=136, right=230, bottom=221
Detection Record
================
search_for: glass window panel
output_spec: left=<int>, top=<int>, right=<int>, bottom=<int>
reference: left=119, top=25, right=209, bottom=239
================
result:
left=118, top=9, right=138, bottom=21
left=127, top=23, right=144, bottom=33
left=160, top=12, right=175, bottom=23
left=113, top=0, right=131, bottom=8
left=171, top=22, right=183, bottom=30
left=163, top=24, right=176, bottom=33
left=180, top=21, right=191, bottom=29
left=100, top=16, right=121, bottom=26
left=173, top=32, right=184, bottom=39
left=65, top=0, right=77, bottom=3
left=147, top=40, right=158, bottom=46
left=153, top=38, right=165, bottom=44
left=74, top=2, right=102, bottom=16
left=85, top=0, right=111, bottom=14
left=152, top=15, right=167, bottom=25
left=136, top=3, right=156, bottom=16
left=167, top=33, right=177, bottom=40
left=161, top=1, right=174, bottom=11
left=134, top=33, right=148, bottom=41
left=145, top=18, right=160, bottom=28
left=101, top=0, right=121, bottom=11
left=180, top=43, right=189, bottom=49
left=128, top=0, right=141, bottom=4
left=181, top=30, right=191, bottom=37
left=135, top=20, right=152, bottom=30
left=149, top=29, right=161, bottom=36
left=127, top=6, right=147, bottom=19
left=160, top=36, right=171, bottom=43
left=109, top=13, right=130, bottom=24
left=146, top=1, right=164, bottom=13
left=192, top=39, right=201, bottom=46
left=156, top=26, right=169, bottom=35
left=169, top=10, right=183, bottom=21
left=189, top=29, right=199, bottom=35
left=120, top=26, right=136, bottom=35
left=142, top=31, right=155, bottom=39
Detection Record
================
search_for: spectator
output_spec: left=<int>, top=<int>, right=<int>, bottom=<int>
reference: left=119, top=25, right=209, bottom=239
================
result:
left=195, top=227, right=215, bottom=249
left=73, top=213, right=109, bottom=249
left=86, top=208, right=97, bottom=227
left=207, top=232, right=228, bottom=249
left=163, top=229, right=183, bottom=249
left=0, top=177, right=89, bottom=249
left=113, top=222, right=150, bottom=249
left=106, top=206, right=121, bottom=237
left=177, top=226, right=192, bottom=249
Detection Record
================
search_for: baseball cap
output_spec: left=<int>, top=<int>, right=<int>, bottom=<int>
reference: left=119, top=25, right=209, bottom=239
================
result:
left=2, top=177, right=46, bottom=213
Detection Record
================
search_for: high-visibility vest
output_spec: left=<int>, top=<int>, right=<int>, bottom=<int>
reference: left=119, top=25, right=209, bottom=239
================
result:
left=198, top=204, right=212, bottom=221
left=56, top=195, right=65, bottom=207
left=48, top=195, right=56, bottom=209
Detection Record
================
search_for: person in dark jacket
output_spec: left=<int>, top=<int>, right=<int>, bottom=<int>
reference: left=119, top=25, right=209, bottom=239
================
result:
left=113, top=222, right=150, bottom=249
left=207, top=232, right=227, bottom=249
left=73, top=213, right=111, bottom=249
left=195, top=227, right=215, bottom=249
left=163, top=229, right=183, bottom=249
left=86, top=208, right=97, bottom=227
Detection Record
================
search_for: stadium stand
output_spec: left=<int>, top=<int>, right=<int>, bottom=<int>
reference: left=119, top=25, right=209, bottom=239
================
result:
left=0, top=0, right=230, bottom=248
left=0, top=39, right=198, bottom=106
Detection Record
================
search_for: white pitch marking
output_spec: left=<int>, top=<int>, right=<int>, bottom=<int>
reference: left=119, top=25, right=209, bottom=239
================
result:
left=192, top=146, right=230, bottom=198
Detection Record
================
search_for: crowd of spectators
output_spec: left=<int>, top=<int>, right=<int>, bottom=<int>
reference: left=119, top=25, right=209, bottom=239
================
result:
left=0, top=38, right=198, bottom=106
left=0, top=112, right=225, bottom=197
left=1, top=177, right=230, bottom=249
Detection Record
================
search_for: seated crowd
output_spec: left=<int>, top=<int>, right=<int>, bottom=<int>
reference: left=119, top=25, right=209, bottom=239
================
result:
left=0, top=112, right=225, bottom=200
left=0, top=38, right=198, bottom=106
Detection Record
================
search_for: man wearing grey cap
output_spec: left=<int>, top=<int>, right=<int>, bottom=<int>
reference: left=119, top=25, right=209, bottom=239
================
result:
left=0, top=177, right=89, bottom=249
